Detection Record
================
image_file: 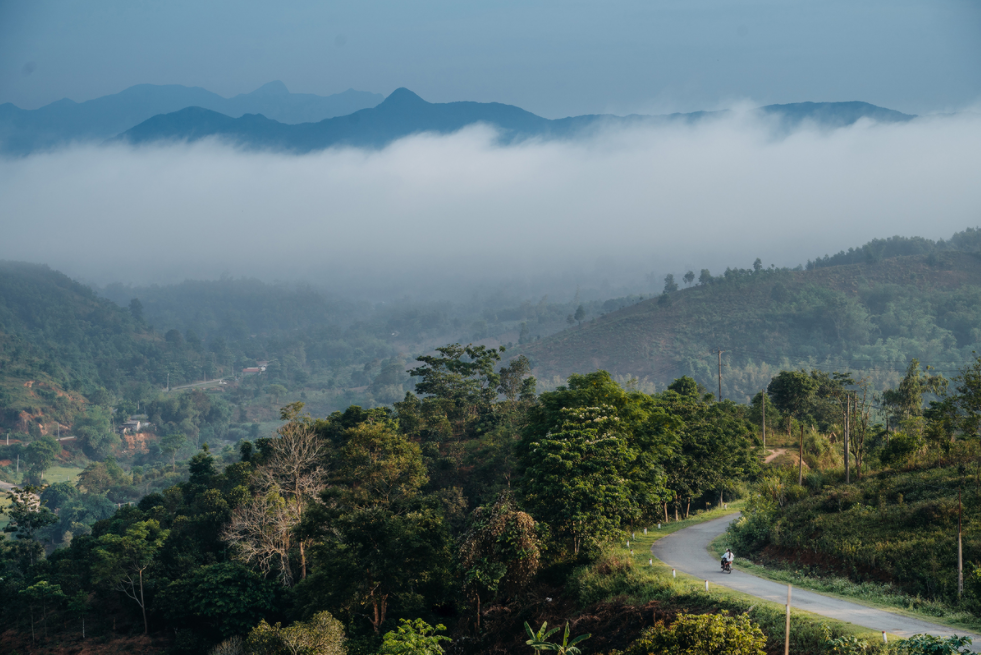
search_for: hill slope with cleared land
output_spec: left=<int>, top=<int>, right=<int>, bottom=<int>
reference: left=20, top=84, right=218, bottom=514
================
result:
left=520, top=247, right=981, bottom=400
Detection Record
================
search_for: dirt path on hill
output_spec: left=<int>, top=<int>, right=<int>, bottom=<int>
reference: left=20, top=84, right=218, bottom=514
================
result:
left=764, top=448, right=788, bottom=463
left=652, top=514, right=981, bottom=647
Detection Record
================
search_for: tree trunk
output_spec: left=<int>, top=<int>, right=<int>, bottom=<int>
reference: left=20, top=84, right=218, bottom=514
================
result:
left=299, top=540, right=306, bottom=580
left=685, top=498, right=690, bottom=518
left=370, top=592, right=389, bottom=633
left=140, top=569, right=148, bottom=635
left=663, top=502, right=668, bottom=523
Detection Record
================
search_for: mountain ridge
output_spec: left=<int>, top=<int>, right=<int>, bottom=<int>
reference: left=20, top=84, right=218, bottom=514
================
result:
left=116, top=89, right=915, bottom=153
left=0, top=82, right=383, bottom=154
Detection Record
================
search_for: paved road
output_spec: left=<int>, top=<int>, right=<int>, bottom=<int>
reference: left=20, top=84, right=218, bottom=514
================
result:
left=652, top=514, right=981, bottom=644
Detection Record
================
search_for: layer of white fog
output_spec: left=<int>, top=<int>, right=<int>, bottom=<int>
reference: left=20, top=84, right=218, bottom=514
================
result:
left=3, top=109, right=981, bottom=302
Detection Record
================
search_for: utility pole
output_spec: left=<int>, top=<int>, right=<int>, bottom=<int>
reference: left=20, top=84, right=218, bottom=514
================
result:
left=959, top=488, right=964, bottom=598
left=784, top=584, right=792, bottom=655
left=762, top=388, right=767, bottom=450
left=844, top=394, right=850, bottom=484
left=716, top=350, right=725, bottom=401
left=798, top=424, right=804, bottom=485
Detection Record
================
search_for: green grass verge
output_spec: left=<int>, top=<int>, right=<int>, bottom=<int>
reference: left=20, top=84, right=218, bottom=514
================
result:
left=39, top=465, right=84, bottom=485
left=709, top=531, right=981, bottom=635
left=0, top=494, right=10, bottom=531
left=571, top=502, right=897, bottom=654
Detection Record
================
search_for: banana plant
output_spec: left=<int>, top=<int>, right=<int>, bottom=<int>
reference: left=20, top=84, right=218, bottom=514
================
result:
left=524, top=621, right=591, bottom=654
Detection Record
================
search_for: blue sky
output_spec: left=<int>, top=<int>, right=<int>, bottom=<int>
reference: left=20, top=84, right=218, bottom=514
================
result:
left=2, top=0, right=980, bottom=117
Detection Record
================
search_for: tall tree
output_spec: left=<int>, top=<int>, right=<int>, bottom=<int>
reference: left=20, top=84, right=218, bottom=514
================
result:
left=520, top=406, right=634, bottom=554
left=23, top=435, right=59, bottom=483
left=459, top=491, right=541, bottom=628
left=883, top=359, right=947, bottom=422
left=223, top=421, right=326, bottom=585
left=93, top=519, right=169, bottom=634
left=768, top=370, right=818, bottom=436
left=2, top=485, right=57, bottom=565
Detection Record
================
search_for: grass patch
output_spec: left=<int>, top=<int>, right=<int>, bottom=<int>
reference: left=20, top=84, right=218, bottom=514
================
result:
left=709, top=532, right=981, bottom=634
left=39, top=465, right=84, bottom=485
left=0, top=494, right=10, bottom=531
left=570, top=502, right=896, bottom=654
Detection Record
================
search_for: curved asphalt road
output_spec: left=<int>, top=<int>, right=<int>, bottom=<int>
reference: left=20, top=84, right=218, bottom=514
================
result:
left=653, top=514, right=981, bottom=645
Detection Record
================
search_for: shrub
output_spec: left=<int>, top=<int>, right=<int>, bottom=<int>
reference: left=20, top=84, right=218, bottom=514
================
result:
left=378, top=619, right=450, bottom=655
left=896, top=634, right=973, bottom=654
left=620, top=611, right=766, bottom=655
left=245, top=611, right=346, bottom=655
left=880, top=432, right=924, bottom=469
left=824, top=629, right=873, bottom=654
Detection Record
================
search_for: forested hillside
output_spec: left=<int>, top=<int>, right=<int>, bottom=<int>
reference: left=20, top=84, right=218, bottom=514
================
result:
left=520, top=229, right=981, bottom=401
left=0, top=262, right=189, bottom=433
left=8, top=235, right=981, bottom=654
left=1, top=347, right=769, bottom=655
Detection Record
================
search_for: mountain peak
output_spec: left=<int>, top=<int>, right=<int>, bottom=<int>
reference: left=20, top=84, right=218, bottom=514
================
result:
left=250, top=81, right=290, bottom=96
left=380, top=88, right=428, bottom=108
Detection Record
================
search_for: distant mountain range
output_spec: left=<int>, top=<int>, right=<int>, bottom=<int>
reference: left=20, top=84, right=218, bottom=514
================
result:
left=0, top=81, right=383, bottom=154
left=117, top=89, right=915, bottom=153
left=0, top=83, right=915, bottom=155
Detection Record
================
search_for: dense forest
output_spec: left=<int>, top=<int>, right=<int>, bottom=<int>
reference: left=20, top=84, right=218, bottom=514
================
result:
left=1, top=345, right=768, bottom=654
left=6, top=341, right=981, bottom=654
left=4, top=230, right=981, bottom=654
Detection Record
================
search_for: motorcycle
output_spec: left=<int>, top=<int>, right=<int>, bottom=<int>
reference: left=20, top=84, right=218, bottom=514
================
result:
left=721, top=559, right=732, bottom=574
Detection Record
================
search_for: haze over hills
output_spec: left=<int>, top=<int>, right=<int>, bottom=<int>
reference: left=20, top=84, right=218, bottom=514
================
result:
left=518, top=229, right=981, bottom=402
left=3, top=229, right=981, bottom=436
left=0, top=81, right=382, bottom=155
left=117, top=88, right=916, bottom=152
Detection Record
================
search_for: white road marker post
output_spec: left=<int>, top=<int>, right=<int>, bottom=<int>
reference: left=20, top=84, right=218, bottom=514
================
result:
left=705, top=580, right=709, bottom=592
left=882, top=632, right=887, bottom=644
left=632, top=532, right=636, bottom=539
left=672, top=569, right=676, bottom=578
left=644, top=527, right=648, bottom=535
left=649, top=558, right=653, bottom=566
left=784, top=585, right=792, bottom=655
left=658, top=523, right=661, bottom=530
left=626, top=540, right=630, bottom=548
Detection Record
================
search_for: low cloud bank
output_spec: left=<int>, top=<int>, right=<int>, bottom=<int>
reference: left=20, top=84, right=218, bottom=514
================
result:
left=2, top=110, right=980, bottom=299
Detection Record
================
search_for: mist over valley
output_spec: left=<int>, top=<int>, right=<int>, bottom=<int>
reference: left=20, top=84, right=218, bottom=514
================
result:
left=3, top=2, right=981, bottom=653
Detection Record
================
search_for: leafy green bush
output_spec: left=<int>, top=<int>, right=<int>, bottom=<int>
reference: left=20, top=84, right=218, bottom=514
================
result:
left=896, top=634, right=973, bottom=655
left=245, top=611, right=346, bottom=655
left=824, top=629, right=873, bottom=654
left=880, top=432, right=924, bottom=469
left=378, top=619, right=450, bottom=655
left=620, top=612, right=766, bottom=655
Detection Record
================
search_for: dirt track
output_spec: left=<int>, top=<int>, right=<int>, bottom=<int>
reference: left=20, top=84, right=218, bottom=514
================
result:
left=763, top=448, right=787, bottom=463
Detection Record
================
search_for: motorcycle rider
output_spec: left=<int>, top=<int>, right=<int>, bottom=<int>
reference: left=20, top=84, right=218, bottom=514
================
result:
left=721, top=548, right=734, bottom=570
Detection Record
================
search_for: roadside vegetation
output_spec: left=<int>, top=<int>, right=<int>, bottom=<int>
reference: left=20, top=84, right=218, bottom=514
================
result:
left=726, top=352, right=981, bottom=639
